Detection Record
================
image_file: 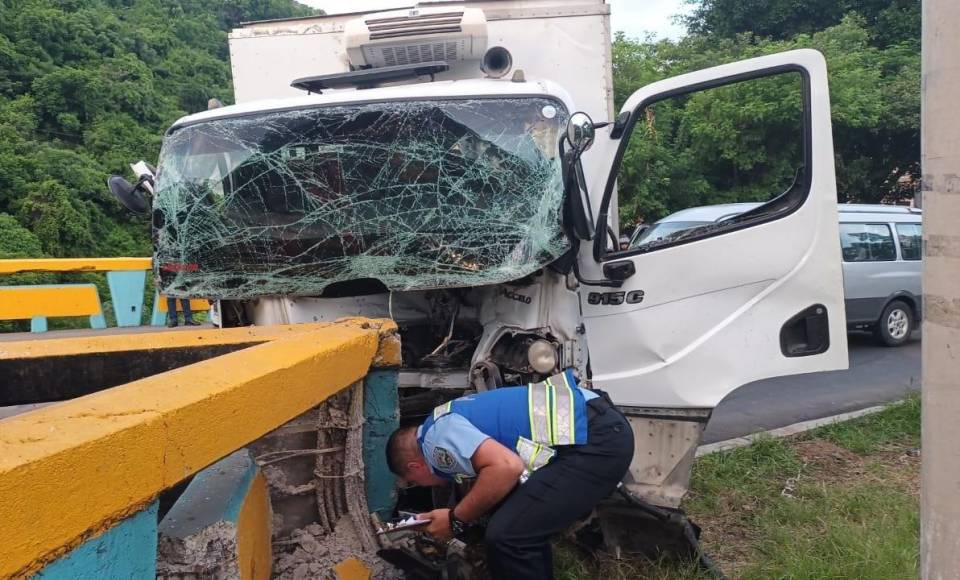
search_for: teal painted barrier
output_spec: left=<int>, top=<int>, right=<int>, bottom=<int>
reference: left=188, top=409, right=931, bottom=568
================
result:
left=34, top=502, right=158, bottom=579
left=363, top=369, right=400, bottom=520
left=159, top=450, right=257, bottom=537
left=106, top=270, right=147, bottom=327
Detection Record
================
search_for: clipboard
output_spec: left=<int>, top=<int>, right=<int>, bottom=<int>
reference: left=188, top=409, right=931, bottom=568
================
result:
left=376, top=517, right=430, bottom=535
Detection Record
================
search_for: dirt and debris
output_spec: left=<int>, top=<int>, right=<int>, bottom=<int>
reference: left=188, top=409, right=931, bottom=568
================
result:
left=273, top=516, right=403, bottom=580
left=793, top=439, right=863, bottom=480
left=252, top=382, right=402, bottom=578
left=157, top=521, right=241, bottom=579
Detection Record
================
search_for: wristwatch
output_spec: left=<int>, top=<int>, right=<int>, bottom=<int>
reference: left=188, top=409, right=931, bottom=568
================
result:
left=449, top=508, right=467, bottom=536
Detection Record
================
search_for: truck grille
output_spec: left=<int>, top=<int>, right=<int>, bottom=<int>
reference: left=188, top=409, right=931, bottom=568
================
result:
left=373, top=41, right=463, bottom=66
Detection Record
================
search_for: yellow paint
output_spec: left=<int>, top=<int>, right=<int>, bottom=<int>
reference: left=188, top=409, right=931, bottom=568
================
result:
left=338, top=317, right=402, bottom=368
left=0, top=322, right=353, bottom=360
left=237, top=472, right=272, bottom=580
left=334, top=558, right=371, bottom=580
left=156, top=297, right=211, bottom=313
left=0, top=319, right=398, bottom=577
left=0, top=257, right=151, bottom=274
left=0, top=285, right=102, bottom=320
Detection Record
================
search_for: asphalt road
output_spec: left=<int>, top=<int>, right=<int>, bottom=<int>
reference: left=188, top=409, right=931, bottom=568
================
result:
left=703, top=331, right=921, bottom=443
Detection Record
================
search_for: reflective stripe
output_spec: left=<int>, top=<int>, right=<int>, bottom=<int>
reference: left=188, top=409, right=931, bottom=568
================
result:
left=527, top=373, right=577, bottom=446
left=515, top=436, right=555, bottom=473
left=552, top=374, right=576, bottom=445
left=433, top=401, right=452, bottom=420
left=528, top=381, right=551, bottom=444
left=544, top=376, right=574, bottom=445
left=548, top=380, right=556, bottom=444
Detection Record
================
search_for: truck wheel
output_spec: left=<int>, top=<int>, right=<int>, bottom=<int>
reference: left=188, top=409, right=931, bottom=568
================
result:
left=875, top=300, right=914, bottom=347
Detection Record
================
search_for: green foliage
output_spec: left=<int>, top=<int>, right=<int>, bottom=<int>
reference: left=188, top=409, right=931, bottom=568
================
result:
left=614, top=9, right=919, bottom=226
left=811, top=394, right=920, bottom=454
left=0, top=212, right=43, bottom=257
left=0, top=0, right=316, bottom=261
left=684, top=0, right=920, bottom=48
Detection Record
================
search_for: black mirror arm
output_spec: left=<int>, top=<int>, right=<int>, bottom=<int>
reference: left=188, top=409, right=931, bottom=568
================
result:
left=559, top=132, right=623, bottom=289
left=573, top=260, right=624, bottom=288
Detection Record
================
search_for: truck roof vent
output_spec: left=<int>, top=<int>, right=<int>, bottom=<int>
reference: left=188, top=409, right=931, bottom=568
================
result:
left=345, top=7, right=487, bottom=69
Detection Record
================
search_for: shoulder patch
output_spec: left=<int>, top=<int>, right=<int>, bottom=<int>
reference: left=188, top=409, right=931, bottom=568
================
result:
left=433, top=446, right=457, bottom=471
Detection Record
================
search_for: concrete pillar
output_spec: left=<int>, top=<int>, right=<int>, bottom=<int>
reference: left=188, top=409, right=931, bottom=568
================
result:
left=362, top=369, right=400, bottom=520
left=920, top=1, right=960, bottom=578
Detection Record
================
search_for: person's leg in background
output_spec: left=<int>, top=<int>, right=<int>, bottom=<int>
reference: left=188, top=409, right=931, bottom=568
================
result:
left=181, top=298, right=198, bottom=326
left=166, top=296, right=179, bottom=327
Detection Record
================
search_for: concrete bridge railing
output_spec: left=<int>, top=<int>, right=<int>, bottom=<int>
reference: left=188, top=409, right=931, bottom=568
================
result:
left=0, top=257, right=206, bottom=331
left=0, top=319, right=400, bottom=578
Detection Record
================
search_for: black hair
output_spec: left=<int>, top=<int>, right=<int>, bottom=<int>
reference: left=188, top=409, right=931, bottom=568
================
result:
left=386, top=425, right=417, bottom=475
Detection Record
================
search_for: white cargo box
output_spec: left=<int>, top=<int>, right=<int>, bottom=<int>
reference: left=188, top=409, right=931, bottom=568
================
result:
left=228, top=0, right=614, bottom=126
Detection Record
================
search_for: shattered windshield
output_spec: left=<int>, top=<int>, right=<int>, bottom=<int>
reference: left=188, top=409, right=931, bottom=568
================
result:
left=153, top=97, right=570, bottom=299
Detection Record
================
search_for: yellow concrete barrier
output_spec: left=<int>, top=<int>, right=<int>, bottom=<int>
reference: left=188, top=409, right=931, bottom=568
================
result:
left=0, top=323, right=332, bottom=359
left=0, top=257, right=152, bottom=273
left=156, top=297, right=211, bottom=313
left=0, top=319, right=398, bottom=577
left=0, top=285, right=104, bottom=319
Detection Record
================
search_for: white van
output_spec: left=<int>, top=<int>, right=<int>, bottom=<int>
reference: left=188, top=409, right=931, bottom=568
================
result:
left=630, top=203, right=922, bottom=346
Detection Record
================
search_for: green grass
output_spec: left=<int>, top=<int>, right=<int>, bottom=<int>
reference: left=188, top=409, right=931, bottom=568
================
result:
left=809, top=394, right=920, bottom=454
left=739, top=481, right=919, bottom=579
left=556, top=396, right=920, bottom=579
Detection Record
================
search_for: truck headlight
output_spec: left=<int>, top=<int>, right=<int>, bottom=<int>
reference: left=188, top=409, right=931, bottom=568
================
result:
left=527, top=339, right=557, bottom=374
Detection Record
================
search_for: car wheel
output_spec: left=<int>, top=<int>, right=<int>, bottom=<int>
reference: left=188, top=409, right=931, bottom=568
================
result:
left=875, top=300, right=914, bottom=347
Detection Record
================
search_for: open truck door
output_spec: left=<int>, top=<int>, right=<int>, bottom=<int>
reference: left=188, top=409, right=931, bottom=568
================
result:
left=577, top=49, right=849, bottom=412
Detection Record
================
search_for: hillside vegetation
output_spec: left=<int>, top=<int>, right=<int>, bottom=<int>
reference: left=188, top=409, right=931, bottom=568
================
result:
left=0, top=0, right=919, bottom=256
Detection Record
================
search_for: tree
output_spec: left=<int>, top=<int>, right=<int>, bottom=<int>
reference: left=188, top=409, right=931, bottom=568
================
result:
left=0, top=0, right=317, bottom=260
left=684, top=0, right=919, bottom=48
left=612, top=13, right=920, bottom=225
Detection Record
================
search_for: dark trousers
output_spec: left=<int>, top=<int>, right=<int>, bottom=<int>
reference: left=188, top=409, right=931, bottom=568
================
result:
left=485, top=397, right=635, bottom=579
left=166, top=297, right=193, bottom=321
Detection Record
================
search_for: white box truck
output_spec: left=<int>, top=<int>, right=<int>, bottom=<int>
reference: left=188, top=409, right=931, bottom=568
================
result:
left=114, top=0, right=849, bottom=571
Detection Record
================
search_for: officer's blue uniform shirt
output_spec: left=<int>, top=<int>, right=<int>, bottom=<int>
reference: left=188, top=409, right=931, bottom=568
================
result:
left=417, top=380, right=599, bottom=480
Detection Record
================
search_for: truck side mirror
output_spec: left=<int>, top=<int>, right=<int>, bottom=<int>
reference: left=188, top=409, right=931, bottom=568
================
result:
left=566, top=112, right=595, bottom=152
left=107, top=175, right=151, bottom=214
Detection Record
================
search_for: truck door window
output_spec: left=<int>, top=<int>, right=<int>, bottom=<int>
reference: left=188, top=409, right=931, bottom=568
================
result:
left=839, top=223, right=896, bottom=262
left=601, top=69, right=808, bottom=258
left=895, top=223, right=922, bottom=261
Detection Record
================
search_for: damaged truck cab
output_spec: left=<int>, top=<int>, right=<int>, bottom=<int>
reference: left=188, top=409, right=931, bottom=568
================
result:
left=136, top=0, right=848, bottom=540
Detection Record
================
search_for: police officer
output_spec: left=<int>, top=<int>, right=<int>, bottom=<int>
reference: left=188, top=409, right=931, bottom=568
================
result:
left=386, top=369, right=635, bottom=579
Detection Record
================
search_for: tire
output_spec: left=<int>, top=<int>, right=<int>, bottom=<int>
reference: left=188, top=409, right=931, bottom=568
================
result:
left=875, top=300, right=914, bottom=347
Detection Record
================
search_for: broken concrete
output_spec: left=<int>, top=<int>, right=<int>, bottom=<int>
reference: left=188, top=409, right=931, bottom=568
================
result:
left=157, top=521, right=241, bottom=579
left=272, top=517, right=402, bottom=580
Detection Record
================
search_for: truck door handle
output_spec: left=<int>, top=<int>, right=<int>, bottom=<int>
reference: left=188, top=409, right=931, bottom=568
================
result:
left=780, top=304, right=830, bottom=357
left=603, top=260, right=636, bottom=281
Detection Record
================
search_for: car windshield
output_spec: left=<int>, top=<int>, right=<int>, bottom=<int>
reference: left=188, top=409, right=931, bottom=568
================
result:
left=153, top=97, right=570, bottom=298
left=629, top=221, right=711, bottom=249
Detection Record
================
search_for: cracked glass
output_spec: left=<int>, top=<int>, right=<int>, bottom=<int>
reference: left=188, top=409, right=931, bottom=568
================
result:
left=153, top=97, right=570, bottom=299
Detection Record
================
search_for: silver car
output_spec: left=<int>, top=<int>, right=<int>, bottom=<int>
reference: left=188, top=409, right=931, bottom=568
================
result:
left=629, top=203, right=922, bottom=346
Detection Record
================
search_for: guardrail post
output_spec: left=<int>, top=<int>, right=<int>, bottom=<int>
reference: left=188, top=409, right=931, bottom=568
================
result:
left=106, top=270, right=147, bottom=327
left=31, top=316, right=48, bottom=333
